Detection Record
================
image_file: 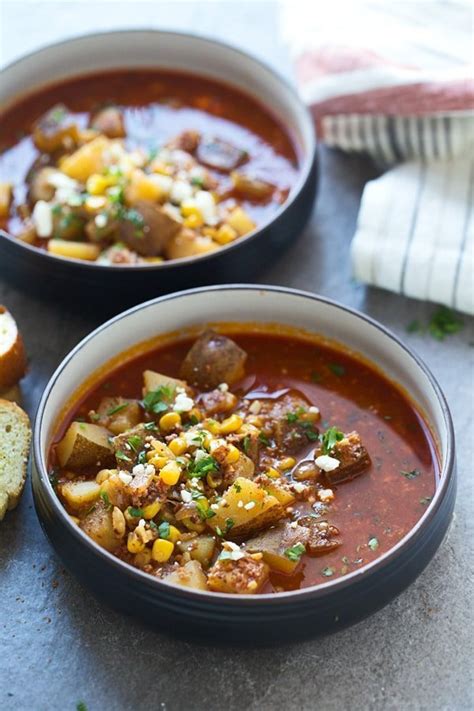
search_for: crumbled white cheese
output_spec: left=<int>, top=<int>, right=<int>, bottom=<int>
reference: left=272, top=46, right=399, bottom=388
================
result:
left=162, top=202, right=183, bottom=222
left=292, top=482, right=307, bottom=494
left=170, top=149, right=192, bottom=167
left=309, top=406, right=320, bottom=415
left=195, top=190, right=218, bottom=225
left=194, top=448, right=208, bottom=462
left=315, top=455, right=340, bottom=472
left=289, top=521, right=298, bottom=529
left=249, top=400, right=261, bottom=415
left=237, top=500, right=244, bottom=508
left=173, top=392, right=194, bottom=412
left=149, top=173, right=173, bottom=195
left=181, top=490, right=193, bottom=503
left=223, top=541, right=240, bottom=552
left=32, top=200, right=53, bottom=238
left=218, top=383, right=229, bottom=392
left=318, top=488, right=335, bottom=503
left=189, top=165, right=206, bottom=180
left=170, top=179, right=193, bottom=204
left=210, top=503, right=219, bottom=511
left=46, top=171, right=78, bottom=190
left=132, top=463, right=154, bottom=477
left=118, top=471, right=133, bottom=485
left=244, top=501, right=256, bottom=510
left=95, top=213, right=108, bottom=228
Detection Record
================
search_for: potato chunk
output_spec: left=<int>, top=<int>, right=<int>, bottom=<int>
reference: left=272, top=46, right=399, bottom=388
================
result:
left=254, top=474, right=296, bottom=507
left=32, top=104, right=79, bottom=153
left=180, top=330, right=247, bottom=390
left=60, top=136, right=113, bottom=181
left=207, top=477, right=285, bottom=540
left=80, top=500, right=120, bottom=552
left=163, top=560, right=208, bottom=591
left=59, top=480, right=100, bottom=512
left=56, top=422, right=114, bottom=470
left=92, top=397, right=142, bottom=435
left=90, top=106, right=126, bottom=139
left=207, top=553, right=269, bottom=594
left=0, top=182, right=13, bottom=219
left=143, top=369, right=187, bottom=396
left=246, top=522, right=308, bottom=575
left=177, top=535, right=216, bottom=568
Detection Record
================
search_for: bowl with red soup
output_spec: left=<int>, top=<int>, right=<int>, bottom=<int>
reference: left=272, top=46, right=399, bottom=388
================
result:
left=32, top=285, right=455, bottom=643
left=0, top=31, right=316, bottom=303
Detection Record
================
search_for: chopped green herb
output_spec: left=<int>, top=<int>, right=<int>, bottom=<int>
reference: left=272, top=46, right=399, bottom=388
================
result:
left=51, top=106, right=66, bottom=123
left=142, top=385, right=174, bottom=415
left=106, top=403, right=128, bottom=416
left=242, top=434, right=251, bottom=454
left=137, top=450, right=147, bottom=465
left=100, top=491, right=112, bottom=510
left=368, top=537, right=379, bottom=551
left=115, top=450, right=131, bottom=462
left=233, top=482, right=242, bottom=493
left=258, top=432, right=270, bottom=446
left=286, top=412, right=299, bottom=423
left=128, top=507, right=144, bottom=518
left=428, top=306, right=464, bottom=341
left=188, top=414, right=199, bottom=426
left=225, top=518, right=234, bottom=533
left=196, top=501, right=216, bottom=520
left=322, top=566, right=334, bottom=577
left=188, top=454, right=218, bottom=478
left=127, top=435, right=143, bottom=452
left=328, top=363, right=345, bottom=377
left=190, top=176, right=204, bottom=187
left=401, top=469, right=421, bottom=479
left=319, top=426, right=344, bottom=454
left=90, top=412, right=101, bottom=422
left=76, top=703, right=88, bottom=711
left=51, top=204, right=63, bottom=216
left=108, top=184, right=125, bottom=205
left=284, top=542, right=306, bottom=562
left=144, top=421, right=157, bottom=431
left=420, top=496, right=433, bottom=506
left=215, top=526, right=224, bottom=537
left=158, top=521, right=170, bottom=539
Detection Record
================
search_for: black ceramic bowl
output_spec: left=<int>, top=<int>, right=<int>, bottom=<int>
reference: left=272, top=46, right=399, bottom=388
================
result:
left=0, top=31, right=317, bottom=306
left=32, top=286, right=456, bottom=644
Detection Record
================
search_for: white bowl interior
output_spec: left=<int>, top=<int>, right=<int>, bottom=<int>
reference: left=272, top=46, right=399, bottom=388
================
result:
left=38, top=288, right=448, bottom=476
left=0, top=30, right=314, bottom=170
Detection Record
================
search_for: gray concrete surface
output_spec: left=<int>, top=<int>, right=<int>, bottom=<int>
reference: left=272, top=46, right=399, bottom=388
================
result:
left=1, top=3, right=473, bottom=710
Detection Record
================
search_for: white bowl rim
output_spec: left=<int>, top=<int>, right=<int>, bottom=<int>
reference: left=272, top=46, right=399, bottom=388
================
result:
left=33, top=284, right=455, bottom=605
left=0, top=29, right=317, bottom=272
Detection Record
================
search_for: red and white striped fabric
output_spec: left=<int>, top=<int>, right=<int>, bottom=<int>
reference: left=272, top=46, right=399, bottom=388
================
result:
left=281, top=1, right=474, bottom=314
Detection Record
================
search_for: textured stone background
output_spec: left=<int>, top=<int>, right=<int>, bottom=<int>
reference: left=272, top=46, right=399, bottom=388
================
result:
left=1, top=2, right=473, bottom=710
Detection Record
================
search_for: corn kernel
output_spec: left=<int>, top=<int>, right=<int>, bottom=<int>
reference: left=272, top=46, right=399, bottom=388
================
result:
left=152, top=538, right=174, bottom=563
left=202, top=227, right=218, bottom=239
left=159, top=411, right=182, bottom=432
left=127, top=531, right=145, bottom=554
left=142, top=499, right=162, bottom=519
left=188, top=407, right=202, bottom=422
left=220, top=414, right=243, bottom=435
left=227, top=206, right=255, bottom=236
left=96, top=468, right=116, bottom=484
left=183, top=213, right=204, bottom=229
left=205, top=419, right=221, bottom=436
left=69, top=515, right=80, bottom=525
left=181, top=201, right=202, bottom=218
left=225, top=444, right=240, bottom=465
left=86, top=173, right=114, bottom=195
left=279, top=457, right=296, bottom=471
left=213, top=224, right=238, bottom=245
left=159, top=460, right=182, bottom=486
left=168, top=525, right=181, bottom=543
left=266, top=467, right=281, bottom=479
left=206, top=471, right=223, bottom=488
left=246, top=415, right=263, bottom=428
left=147, top=454, right=168, bottom=470
left=168, top=436, right=187, bottom=456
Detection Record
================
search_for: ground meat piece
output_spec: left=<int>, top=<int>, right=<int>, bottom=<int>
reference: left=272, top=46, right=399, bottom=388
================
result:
left=207, top=554, right=269, bottom=594
left=199, top=388, right=237, bottom=416
left=196, top=136, right=248, bottom=173
left=111, top=423, right=154, bottom=470
left=89, top=106, right=125, bottom=138
left=258, top=393, right=319, bottom=454
left=180, top=330, right=247, bottom=390
left=119, top=201, right=182, bottom=257
left=318, top=431, right=371, bottom=484
left=299, top=517, right=341, bottom=556
left=167, top=130, right=201, bottom=154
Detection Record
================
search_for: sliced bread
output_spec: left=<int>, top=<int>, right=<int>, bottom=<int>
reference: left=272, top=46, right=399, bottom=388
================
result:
left=0, top=306, right=27, bottom=391
left=0, top=399, right=31, bottom=520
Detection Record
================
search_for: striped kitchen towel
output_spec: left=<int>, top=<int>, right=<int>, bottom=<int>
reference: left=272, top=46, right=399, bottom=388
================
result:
left=281, top=0, right=474, bottom=314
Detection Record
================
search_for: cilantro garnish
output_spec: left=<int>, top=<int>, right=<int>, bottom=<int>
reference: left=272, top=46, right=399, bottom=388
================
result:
left=401, top=469, right=421, bottom=479
left=115, top=450, right=131, bottom=462
left=100, top=491, right=112, bottom=510
left=319, top=426, right=344, bottom=454
left=406, top=307, right=464, bottom=341
left=368, top=537, right=379, bottom=551
left=142, top=385, right=174, bottom=415
left=233, top=482, right=242, bottom=493
left=225, top=518, right=234, bottom=533
left=242, top=434, right=251, bottom=454
left=187, top=454, right=218, bottom=479
left=328, top=363, right=345, bottom=377
left=284, top=542, right=305, bottom=562
left=158, top=521, right=170, bottom=539
left=321, top=566, right=334, bottom=577
left=77, top=703, right=88, bottom=711
left=128, top=507, right=144, bottom=518
left=106, top=403, right=128, bottom=416
left=196, top=500, right=216, bottom=520
left=137, top=450, right=148, bottom=465
left=258, top=432, right=270, bottom=446
left=127, top=435, right=143, bottom=452
left=144, top=421, right=157, bottom=431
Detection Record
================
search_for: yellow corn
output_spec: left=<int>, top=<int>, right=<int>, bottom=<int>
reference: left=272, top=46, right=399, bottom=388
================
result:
left=220, top=414, right=243, bottom=435
left=0, top=182, right=13, bottom=219
left=127, top=531, right=145, bottom=554
left=142, top=499, right=162, bottom=520
left=225, top=444, right=240, bottom=465
left=266, top=467, right=281, bottom=479
left=151, top=538, right=174, bottom=563
left=69, top=515, right=80, bottom=525
left=202, top=227, right=218, bottom=239
left=168, top=436, right=187, bottom=456
left=206, top=472, right=223, bottom=488
left=96, top=468, right=116, bottom=484
left=168, top=525, right=181, bottom=543
left=86, top=173, right=115, bottom=195
left=279, top=456, right=296, bottom=471
left=246, top=415, right=263, bottom=428
left=181, top=201, right=202, bottom=218
left=213, top=224, right=238, bottom=245
left=143, top=257, right=164, bottom=264
left=147, top=454, right=168, bottom=470
left=184, top=213, right=204, bottom=229
left=205, top=419, right=221, bottom=436
left=188, top=407, right=202, bottom=422
left=159, top=460, right=182, bottom=486
left=159, top=411, right=181, bottom=432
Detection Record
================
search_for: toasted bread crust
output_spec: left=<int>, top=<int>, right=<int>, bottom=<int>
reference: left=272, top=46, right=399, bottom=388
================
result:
left=0, top=399, right=31, bottom=520
left=0, top=306, right=27, bottom=390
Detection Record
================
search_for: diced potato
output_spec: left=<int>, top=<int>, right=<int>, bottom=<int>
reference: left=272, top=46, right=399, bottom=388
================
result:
left=99, top=473, right=131, bottom=509
left=0, top=182, right=13, bottom=219
left=80, top=501, right=120, bottom=552
left=143, top=369, right=187, bottom=396
left=230, top=172, right=274, bottom=201
left=257, top=475, right=295, bottom=507
left=207, top=554, right=269, bottom=594
left=59, top=480, right=101, bottom=511
left=47, top=240, right=100, bottom=261
left=125, top=169, right=167, bottom=205
left=60, top=136, right=113, bottom=181
left=246, top=522, right=308, bottom=575
left=226, top=207, right=255, bottom=236
left=178, top=535, right=216, bottom=568
left=93, top=397, right=142, bottom=435
left=163, top=560, right=208, bottom=591
left=165, top=230, right=218, bottom=260
left=32, top=104, right=80, bottom=153
left=56, top=421, right=114, bottom=470
left=207, top=477, right=285, bottom=540
left=90, top=106, right=125, bottom=139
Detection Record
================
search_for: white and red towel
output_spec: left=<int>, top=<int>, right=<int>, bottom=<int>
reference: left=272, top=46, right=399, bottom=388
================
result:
left=281, top=1, right=474, bottom=314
